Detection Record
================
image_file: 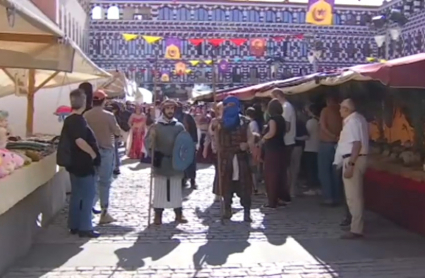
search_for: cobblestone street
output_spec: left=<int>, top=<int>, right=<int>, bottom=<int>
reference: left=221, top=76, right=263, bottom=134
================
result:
left=4, top=158, right=425, bottom=278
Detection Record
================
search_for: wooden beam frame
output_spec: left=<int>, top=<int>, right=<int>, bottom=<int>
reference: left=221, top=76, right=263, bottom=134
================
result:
left=0, top=68, right=16, bottom=83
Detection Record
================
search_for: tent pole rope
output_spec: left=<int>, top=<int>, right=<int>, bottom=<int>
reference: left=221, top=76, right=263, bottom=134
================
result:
left=211, top=52, right=225, bottom=224
left=147, top=58, right=158, bottom=227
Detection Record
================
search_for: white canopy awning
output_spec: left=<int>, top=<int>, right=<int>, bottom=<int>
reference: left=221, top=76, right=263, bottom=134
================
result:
left=0, top=0, right=110, bottom=98
left=98, top=70, right=130, bottom=98
left=0, top=0, right=111, bottom=135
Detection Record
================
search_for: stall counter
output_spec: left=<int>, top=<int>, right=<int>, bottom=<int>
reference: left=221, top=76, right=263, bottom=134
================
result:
left=364, top=155, right=425, bottom=236
left=0, top=152, right=58, bottom=216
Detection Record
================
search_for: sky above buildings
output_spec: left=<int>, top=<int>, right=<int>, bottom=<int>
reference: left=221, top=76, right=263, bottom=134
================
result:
left=224, top=0, right=392, bottom=6
left=282, top=0, right=391, bottom=6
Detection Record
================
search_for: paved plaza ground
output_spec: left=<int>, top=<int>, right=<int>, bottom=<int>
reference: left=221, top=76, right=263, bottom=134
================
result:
left=4, top=158, right=425, bottom=278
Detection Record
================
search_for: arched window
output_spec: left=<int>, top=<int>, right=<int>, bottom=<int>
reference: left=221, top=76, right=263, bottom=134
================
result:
left=333, top=14, right=341, bottom=25
left=230, top=9, right=243, bottom=22
left=265, top=10, right=276, bottom=23
left=282, top=11, right=292, bottom=23
left=212, top=9, right=225, bottom=21
left=298, top=11, right=305, bottom=24
left=91, top=6, right=102, bottom=19
left=300, top=42, right=308, bottom=57
left=63, top=13, right=67, bottom=35
left=107, top=6, right=120, bottom=20
left=67, top=13, right=72, bottom=36
left=247, top=10, right=260, bottom=22
left=195, top=8, right=208, bottom=21
left=158, top=7, right=172, bottom=20
left=177, top=7, right=190, bottom=21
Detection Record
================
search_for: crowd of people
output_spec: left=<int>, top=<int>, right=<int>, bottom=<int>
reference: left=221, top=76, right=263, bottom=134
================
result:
left=58, top=82, right=369, bottom=240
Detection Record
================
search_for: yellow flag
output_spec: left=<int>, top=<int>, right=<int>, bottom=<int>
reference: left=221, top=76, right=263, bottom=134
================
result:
left=379, top=59, right=387, bottom=63
left=122, top=34, right=138, bottom=42
left=189, top=60, right=199, bottom=66
left=366, top=57, right=376, bottom=62
left=185, top=69, right=192, bottom=74
left=142, top=36, right=162, bottom=44
left=204, top=60, right=213, bottom=65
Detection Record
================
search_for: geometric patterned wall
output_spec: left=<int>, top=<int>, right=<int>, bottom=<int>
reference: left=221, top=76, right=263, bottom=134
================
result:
left=88, top=0, right=425, bottom=92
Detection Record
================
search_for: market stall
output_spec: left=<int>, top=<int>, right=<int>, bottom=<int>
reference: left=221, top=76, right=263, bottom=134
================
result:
left=207, top=53, right=425, bottom=236
left=0, top=1, right=110, bottom=274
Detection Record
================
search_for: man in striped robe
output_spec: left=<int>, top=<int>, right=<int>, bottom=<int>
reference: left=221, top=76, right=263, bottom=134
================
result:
left=145, top=99, right=188, bottom=225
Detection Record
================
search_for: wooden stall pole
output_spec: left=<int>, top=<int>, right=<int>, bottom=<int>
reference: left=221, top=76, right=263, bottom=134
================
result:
left=25, top=70, right=59, bottom=137
left=211, top=52, right=225, bottom=224
left=147, top=59, right=159, bottom=227
left=26, top=69, right=36, bottom=137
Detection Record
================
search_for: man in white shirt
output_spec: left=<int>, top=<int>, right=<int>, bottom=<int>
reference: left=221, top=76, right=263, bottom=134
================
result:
left=272, top=89, right=296, bottom=201
left=334, top=99, right=369, bottom=240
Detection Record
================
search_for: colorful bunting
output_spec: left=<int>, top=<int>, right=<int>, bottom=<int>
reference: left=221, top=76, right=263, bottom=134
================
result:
left=188, top=39, right=203, bottom=46
left=164, top=38, right=182, bottom=59
left=207, top=38, right=226, bottom=47
left=272, top=36, right=286, bottom=42
left=230, top=38, right=248, bottom=46
left=122, top=33, right=138, bottom=42
left=189, top=60, right=200, bottom=66
left=142, top=35, right=162, bottom=44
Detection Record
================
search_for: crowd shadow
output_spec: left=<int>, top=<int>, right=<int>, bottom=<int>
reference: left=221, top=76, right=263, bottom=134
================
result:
left=191, top=202, right=251, bottom=274
left=128, top=163, right=150, bottom=171
left=113, top=223, right=183, bottom=273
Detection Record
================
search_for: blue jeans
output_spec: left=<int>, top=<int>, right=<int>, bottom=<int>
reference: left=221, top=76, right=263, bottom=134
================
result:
left=95, top=148, right=115, bottom=209
left=114, top=140, right=121, bottom=170
left=68, top=173, right=96, bottom=231
left=318, top=142, right=343, bottom=204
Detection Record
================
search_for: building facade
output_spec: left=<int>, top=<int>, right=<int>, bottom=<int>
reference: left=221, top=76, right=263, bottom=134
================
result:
left=87, top=0, right=424, bottom=93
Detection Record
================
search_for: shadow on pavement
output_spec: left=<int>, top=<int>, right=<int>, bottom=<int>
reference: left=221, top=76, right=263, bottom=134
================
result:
left=192, top=202, right=251, bottom=275
left=128, top=163, right=150, bottom=171
left=114, top=223, right=183, bottom=272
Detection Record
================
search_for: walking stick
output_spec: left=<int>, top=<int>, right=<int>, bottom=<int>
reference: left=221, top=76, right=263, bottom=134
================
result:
left=211, top=54, right=225, bottom=224
left=147, top=58, right=159, bottom=227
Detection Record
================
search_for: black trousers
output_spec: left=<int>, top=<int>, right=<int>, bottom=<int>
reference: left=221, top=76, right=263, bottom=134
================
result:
left=303, top=151, right=319, bottom=188
left=223, top=181, right=251, bottom=211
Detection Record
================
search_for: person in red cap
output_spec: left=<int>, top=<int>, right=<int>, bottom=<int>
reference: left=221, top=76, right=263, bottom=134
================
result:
left=84, top=90, right=122, bottom=224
